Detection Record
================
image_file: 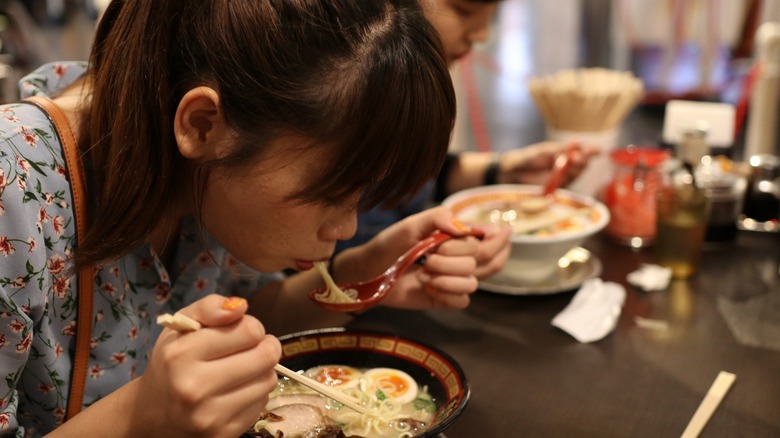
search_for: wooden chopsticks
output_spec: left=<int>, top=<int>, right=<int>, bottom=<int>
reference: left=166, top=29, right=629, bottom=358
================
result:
left=157, top=313, right=202, bottom=331
left=680, top=371, right=736, bottom=438
left=528, top=68, right=644, bottom=132
left=272, top=362, right=366, bottom=414
left=156, top=312, right=367, bottom=414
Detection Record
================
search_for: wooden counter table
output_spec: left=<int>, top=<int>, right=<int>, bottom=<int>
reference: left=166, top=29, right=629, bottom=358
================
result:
left=346, top=231, right=780, bottom=437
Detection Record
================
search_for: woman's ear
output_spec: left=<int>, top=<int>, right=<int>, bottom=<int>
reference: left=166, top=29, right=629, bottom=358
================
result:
left=174, top=86, right=232, bottom=161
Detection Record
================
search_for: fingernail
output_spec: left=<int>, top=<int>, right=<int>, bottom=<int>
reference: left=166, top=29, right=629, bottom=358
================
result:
left=452, top=219, right=472, bottom=232
left=221, top=296, right=246, bottom=310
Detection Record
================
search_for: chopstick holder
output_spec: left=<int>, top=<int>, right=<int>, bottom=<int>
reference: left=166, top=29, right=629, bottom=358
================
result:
left=680, top=371, right=736, bottom=438
left=156, top=312, right=367, bottom=414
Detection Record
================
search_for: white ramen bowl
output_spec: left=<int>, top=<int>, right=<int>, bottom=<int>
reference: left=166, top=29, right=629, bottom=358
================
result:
left=443, top=184, right=609, bottom=284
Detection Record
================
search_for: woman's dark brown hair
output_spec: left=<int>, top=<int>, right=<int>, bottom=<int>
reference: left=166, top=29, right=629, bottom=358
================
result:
left=75, top=0, right=456, bottom=268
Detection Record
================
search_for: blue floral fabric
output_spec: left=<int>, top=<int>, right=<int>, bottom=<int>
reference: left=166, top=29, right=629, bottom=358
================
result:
left=0, top=62, right=277, bottom=436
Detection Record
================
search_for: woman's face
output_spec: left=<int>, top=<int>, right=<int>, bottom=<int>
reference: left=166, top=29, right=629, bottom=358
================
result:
left=199, top=137, right=358, bottom=273
left=421, top=0, right=498, bottom=65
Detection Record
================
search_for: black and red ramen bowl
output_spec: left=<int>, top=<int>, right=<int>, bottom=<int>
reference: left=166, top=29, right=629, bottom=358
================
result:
left=276, top=327, right=470, bottom=437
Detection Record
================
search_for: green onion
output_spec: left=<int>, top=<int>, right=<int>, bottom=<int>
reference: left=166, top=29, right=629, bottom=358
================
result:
left=413, top=397, right=436, bottom=413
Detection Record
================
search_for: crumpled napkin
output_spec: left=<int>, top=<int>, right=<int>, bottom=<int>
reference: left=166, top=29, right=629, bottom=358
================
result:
left=627, top=263, right=673, bottom=291
left=552, top=278, right=626, bottom=343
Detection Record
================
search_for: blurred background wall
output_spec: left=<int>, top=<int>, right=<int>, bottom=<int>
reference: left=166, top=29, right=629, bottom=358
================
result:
left=1, top=0, right=779, bottom=157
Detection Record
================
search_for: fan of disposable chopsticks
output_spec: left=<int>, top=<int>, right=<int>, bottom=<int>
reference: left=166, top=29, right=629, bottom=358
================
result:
left=528, top=68, right=644, bottom=132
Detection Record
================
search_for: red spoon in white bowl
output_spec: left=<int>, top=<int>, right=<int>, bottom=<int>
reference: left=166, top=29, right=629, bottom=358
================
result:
left=516, top=143, right=582, bottom=214
left=309, top=229, right=485, bottom=313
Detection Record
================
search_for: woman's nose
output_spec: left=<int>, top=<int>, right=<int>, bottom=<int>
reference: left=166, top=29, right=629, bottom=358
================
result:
left=320, top=210, right=358, bottom=242
left=470, top=23, right=491, bottom=44
left=469, top=10, right=495, bottom=44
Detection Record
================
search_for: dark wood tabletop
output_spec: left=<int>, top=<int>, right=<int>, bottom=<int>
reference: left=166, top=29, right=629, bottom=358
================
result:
left=346, top=230, right=780, bottom=437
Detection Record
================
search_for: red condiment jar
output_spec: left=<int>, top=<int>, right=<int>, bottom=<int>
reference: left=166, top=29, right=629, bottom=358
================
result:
left=601, top=147, right=671, bottom=247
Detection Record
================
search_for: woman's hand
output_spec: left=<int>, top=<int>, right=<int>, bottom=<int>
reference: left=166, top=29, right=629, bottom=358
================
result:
left=136, top=295, right=281, bottom=437
left=470, top=223, right=511, bottom=279
left=498, top=140, right=599, bottom=187
left=443, top=142, right=599, bottom=196
left=338, top=206, right=510, bottom=310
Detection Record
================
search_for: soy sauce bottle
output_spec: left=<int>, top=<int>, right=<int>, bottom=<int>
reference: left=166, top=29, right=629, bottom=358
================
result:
left=677, top=123, right=746, bottom=243
left=742, top=154, right=780, bottom=223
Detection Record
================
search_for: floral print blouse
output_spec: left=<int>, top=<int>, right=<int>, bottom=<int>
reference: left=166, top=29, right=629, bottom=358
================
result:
left=0, top=62, right=278, bottom=437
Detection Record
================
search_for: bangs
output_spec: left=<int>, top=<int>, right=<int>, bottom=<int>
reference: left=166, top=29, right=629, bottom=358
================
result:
left=201, top=0, right=456, bottom=211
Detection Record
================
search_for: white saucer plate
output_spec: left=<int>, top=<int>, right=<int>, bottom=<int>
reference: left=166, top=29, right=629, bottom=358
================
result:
left=478, top=247, right=601, bottom=295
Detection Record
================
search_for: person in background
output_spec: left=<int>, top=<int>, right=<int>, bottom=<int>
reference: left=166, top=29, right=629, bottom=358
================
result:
left=0, top=0, right=500, bottom=435
left=337, top=0, right=598, bottom=261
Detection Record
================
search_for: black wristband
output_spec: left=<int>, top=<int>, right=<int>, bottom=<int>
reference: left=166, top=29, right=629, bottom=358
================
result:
left=433, top=153, right=459, bottom=202
left=483, top=159, right=500, bottom=186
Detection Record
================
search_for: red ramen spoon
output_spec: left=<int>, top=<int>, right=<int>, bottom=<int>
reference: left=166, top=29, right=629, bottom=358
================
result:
left=309, top=229, right=484, bottom=313
left=516, top=143, right=582, bottom=214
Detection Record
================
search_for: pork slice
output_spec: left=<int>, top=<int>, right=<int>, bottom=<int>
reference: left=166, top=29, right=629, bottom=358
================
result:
left=254, top=403, right=347, bottom=438
left=265, top=394, right=328, bottom=411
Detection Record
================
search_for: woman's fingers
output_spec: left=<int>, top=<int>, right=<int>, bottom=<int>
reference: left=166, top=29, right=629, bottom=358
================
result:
left=159, top=295, right=272, bottom=362
left=424, top=288, right=473, bottom=309
left=177, top=294, right=248, bottom=328
left=208, top=376, right=279, bottom=435
left=140, top=294, right=284, bottom=436
left=157, top=317, right=281, bottom=399
left=388, top=272, right=475, bottom=310
left=199, top=332, right=281, bottom=391
left=420, top=250, right=477, bottom=275
left=165, top=360, right=278, bottom=436
left=432, top=224, right=511, bottom=279
left=174, top=316, right=270, bottom=361
left=420, top=270, right=479, bottom=295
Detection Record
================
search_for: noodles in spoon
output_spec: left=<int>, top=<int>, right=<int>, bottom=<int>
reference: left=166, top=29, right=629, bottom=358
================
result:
left=313, top=261, right=358, bottom=303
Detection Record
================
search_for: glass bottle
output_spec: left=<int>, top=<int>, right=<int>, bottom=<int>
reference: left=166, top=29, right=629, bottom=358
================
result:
left=742, top=154, right=780, bottom=223
left=602, top=146, right=671, bottom=248
left=654, top=147, right=711, bottom=279
left=695, top=156, right=748, bottom=243
left=675, top=122, right=709, bottom=167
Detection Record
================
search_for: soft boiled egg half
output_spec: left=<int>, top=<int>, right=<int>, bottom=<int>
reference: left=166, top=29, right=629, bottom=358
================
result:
left=361, top=367, right=419, bottom=404
left=305, top=365, right=362, bottom=390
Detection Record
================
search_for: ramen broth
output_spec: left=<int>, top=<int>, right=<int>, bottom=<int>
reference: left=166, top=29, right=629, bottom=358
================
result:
left=255, top=365, right=437, bottom=438
left=464, top=200, right=593, bottom=236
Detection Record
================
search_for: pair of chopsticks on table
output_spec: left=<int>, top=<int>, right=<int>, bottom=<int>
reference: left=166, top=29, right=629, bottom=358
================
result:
left=157, top=313, right=367, bottom=414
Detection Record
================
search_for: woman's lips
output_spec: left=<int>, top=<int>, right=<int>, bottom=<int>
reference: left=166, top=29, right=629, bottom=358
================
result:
left=295, top=261, right=314, bottom=271
left=450, top=50, right=470, bottom=64
left=295, top=257, right=329, bottom=271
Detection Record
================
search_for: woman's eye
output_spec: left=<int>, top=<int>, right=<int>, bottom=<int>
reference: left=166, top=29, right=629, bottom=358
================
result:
left=452, top=6, right=471, bottom=17
left=318, top=195, right=360, bottom=211
left=317, top=198, right=342, bottom=208
left=449, top=1, right=477, bottom=17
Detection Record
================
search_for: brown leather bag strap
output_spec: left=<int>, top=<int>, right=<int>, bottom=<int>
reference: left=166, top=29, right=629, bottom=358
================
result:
left=25, top=95, right=94, bottom=421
